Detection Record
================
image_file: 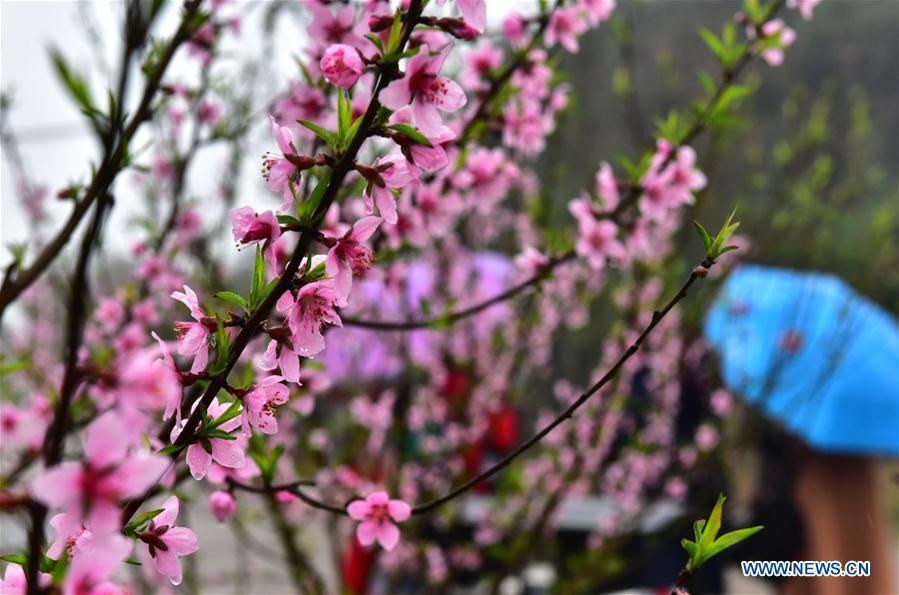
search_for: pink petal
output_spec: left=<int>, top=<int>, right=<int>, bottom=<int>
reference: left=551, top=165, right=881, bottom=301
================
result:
left=31, top=463, right=81, bottom=508
left=412, top=99, right=442, bottom=137
left=155, top=495, right=180, bottom=527
left=331, top=260, right=352, bottom=308
left=278, top=347, right=301, bottom=384
left=269, top=115, right=294, bottom=155
left=379, top=78, right=411, bottom=110
left=457, top=0, right=486, bottom=32
left=84, top=413, right=129, bottom=467
left=189, top=343, right=209, bottom=375
left=161, top=526, right=199, bottom=556
left=387, top=500, right=411, bottom=522
left=211, top=438, right=245, bottom=469
left=376, top=522, right=400, bottom=551
left=186, top=443, right=212, bottom=480
left=349, top=216, right=383, bottom=242
left=367, top=491, right=389, bottom=505
left=347, top=500, right=369, bottom=520
left=152, top=548, right=183, bottom=585
left=356, top=521, right=379, bottom=546
left=435, top=78, right=467, bottom=112
left=373, top=187, right=398, bottom=225
left=113, top=454, right=170, bottom=498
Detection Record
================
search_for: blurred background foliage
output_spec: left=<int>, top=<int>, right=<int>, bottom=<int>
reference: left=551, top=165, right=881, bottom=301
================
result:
left=541, top=0, right=898, bottom=315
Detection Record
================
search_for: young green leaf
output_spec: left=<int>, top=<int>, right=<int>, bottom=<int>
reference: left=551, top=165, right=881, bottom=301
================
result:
left=0, top=554, right=26, bottom=566
left=385, top=10, right=403, bottom=55
left=337, top=90, right=351, bottom=147
left=299, top=172, right=331, bottom=225
left=693, top=519, right=706, bottom=543
left=248, top=245, right=266, bottom=309
left=700, top=494, right=726, bottom=548
left=215, top=291, right=248, bottom=312
left=704, top=526, right=764, bottom=562
left=158, top=443, right=186, bottom=457
left=387, top=123, right=433, bottom=147
left=297, top=119, right=337, bottom=151
left=124, top=508, right=165, bottom=532
left=693, top=220, right=712, bottom=255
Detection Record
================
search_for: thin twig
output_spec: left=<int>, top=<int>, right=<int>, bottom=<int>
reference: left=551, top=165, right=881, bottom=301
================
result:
left=234, top=257, right=715, bottom=517
left=342, top=251, right=576, bottom=331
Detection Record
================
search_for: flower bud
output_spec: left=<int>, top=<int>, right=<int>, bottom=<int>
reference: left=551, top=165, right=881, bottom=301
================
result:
left=209, top=490, right=236, bottom=522
left=692, top=265, right=709, bottom=278
left=321, top=44, right=364, bottom=89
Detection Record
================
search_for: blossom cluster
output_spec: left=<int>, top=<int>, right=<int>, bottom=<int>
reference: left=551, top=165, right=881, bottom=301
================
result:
left=0, top=0, right=817, bottom=591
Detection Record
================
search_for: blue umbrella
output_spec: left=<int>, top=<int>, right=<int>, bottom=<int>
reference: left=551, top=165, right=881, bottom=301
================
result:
left=704, top=265, right=899, bottom=456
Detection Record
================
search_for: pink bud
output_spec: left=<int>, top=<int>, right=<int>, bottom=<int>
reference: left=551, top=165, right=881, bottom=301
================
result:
left=209, top=490, right=236, bottom=522
left=321, top=44, right=364, bottom=89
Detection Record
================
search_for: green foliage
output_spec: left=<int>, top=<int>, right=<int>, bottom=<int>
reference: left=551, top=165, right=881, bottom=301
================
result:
left=680, top=494, right=763, bottom=572
left=298, top=119, right=338, bottom=152
left=299, top=172, right=332, bottom=225
left=693, top=209, right=741, bottom=260
left=124, top=508, right=165, bottom=534
left=215, top=291, right=248, bottom=312
left=387, top=123, right=432, bottom=147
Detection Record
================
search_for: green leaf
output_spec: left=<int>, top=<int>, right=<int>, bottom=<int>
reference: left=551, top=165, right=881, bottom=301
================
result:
left=0, top=554, right=26, bottom=566
left=681, top=539, right=698, bottom=561
left=693, top=519, right=706, bottom=543
left=49, top=48, right=98, bottom=119
left=387, top=123, right=432, bottom=147
left=300, top=260, right=328, bottom=283
left=710, top=208, right=740, bottom=258
left=199, top=428, right=237, bottom=441
left=297, top=119, right=337, bottom=151
left=698, top=27, right=725, bottom=63
left=208, top=399, right=242, bottom=429
left=277, top=214, right=303, bottom=227
left=257, top=278, right=280, bottom=308
left=124, top=508, right=165, bottom=532
left=39, top=555, right=56, bottom=574
left=158, top=443, right=185, bottom=456
left=705, top=526, right=764, bottom=561
left=50, top=553, right=67, bottom=586
left=379, top=46, right=420, bottom=64
left=693, top=220, right=712, bottom=255
left=385, top=10, right=403, bottom=55
left=249, top=245, right=266, bottom=309
left=213, top=316, right=229, bottom=371
left=700, top=494, right=726, bottom=548
left=337, top=89, right=351, bottom=148
left=345, top=114, right=364, bottom=148
left=215, top=291, right=248, bottom=312
left=365, top=33, right=384, bottom=55
left=299, top=172, right=331, bottom=225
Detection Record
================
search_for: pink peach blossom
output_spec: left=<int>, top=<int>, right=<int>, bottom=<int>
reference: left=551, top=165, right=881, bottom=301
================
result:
left=347, top=491, right=411, bottom=551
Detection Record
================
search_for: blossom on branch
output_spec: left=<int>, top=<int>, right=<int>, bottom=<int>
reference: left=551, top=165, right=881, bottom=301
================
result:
left=347, top=491, right=412, bottom=551
left=136, top=496, right=199, bottom=586
left=171, top=285, right=212, bottom=375
left=380, top=44, right=467, bottom=136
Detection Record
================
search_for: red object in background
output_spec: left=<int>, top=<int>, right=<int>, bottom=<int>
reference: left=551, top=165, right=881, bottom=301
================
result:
left=488, top=406, right=518, bottom=452
left=340, top=536, right=375, bottom=594
left=440, top=368, right=471, bottom=405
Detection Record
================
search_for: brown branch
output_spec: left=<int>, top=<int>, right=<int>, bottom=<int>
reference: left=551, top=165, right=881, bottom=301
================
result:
left=120, top=0, right=426, bottom=526
left=239, top=257, right=715, bottom=517
left=342, top=251, right=576, bottom=331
